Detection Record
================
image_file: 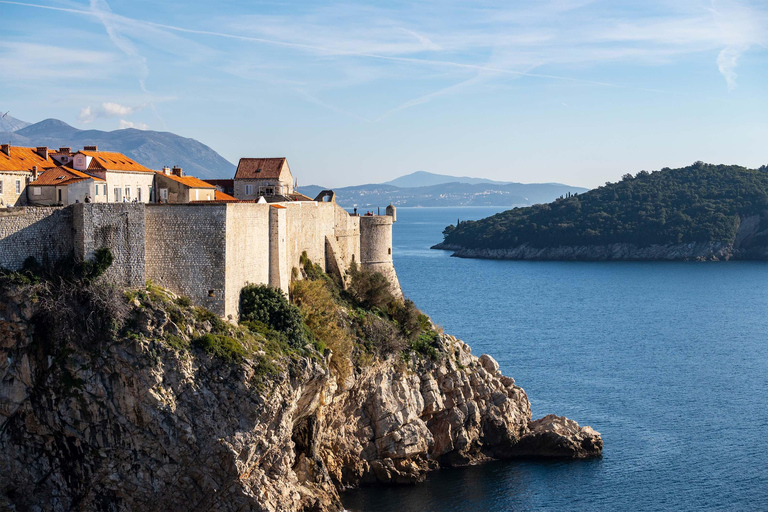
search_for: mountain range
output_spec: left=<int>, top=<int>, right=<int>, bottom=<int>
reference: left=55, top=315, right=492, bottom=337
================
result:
left=0, top=118, right=235, bottom=179
left=298, top=175, right=588, bottom=208
left=3, top=116, right=588, bottom=205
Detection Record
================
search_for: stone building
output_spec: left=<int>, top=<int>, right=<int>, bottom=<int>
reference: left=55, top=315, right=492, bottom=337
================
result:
left=154, top=167, right=215, bottom=203
left=71, top=146, right=155, bottom=203
left=27, top=167, right=106, bottom=205
left=233, top=158, right=294, bottom=201
left=0, top=145, right=58, bottom=207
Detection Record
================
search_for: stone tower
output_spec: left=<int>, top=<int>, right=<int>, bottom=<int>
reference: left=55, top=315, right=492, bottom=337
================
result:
left=359, top=214, right=402, bottom=298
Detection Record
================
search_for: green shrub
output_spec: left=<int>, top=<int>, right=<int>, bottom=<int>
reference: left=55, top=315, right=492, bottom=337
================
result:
left=239, top=284, right=307, bottom=347
left=192, top=333, right=246, bottom=363
left=408, top=329, right=441, bottom=360
left=346, top=262, right=395, bottom=311
left=176, top=296, right=191, bottom=307
left=193, top=307, right=228, bottom=334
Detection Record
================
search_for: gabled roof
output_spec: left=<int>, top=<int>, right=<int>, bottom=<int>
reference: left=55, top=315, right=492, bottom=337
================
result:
left=77, top=150, right=153, bottom=173
left=33, top=167, right=104, bottom=186
left=234, top=158, right=288, bottom=180
left=155, top=172, right=215, bottom=189
left=0, top=146, right=58, bottom=172
left=215, top=190, right=238, bottom=201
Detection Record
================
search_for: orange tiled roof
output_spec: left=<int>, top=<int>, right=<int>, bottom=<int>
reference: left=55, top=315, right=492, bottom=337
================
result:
left=215, top=190, right=238, bottom=201
left=156, top=172, right=215, bottom=189
left=235, top=158, right=288, bottom=180
left=33, top=167, right=104, bottom=186
left=78, top=150, right=153, bottom=173
left=0, top=146, right=58, bottom=172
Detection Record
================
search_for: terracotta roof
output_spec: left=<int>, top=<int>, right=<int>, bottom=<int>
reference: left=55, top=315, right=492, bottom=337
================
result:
left=156, top=172, right=215, bottom=189
left=33, top=167, right=103, bottom=186
left=190, top=190, right=240, bottom=203
left=0, top=146, right=58, bottom=172
left=234, top=158, right=288, bottom=180
left=77, top=150, right=153, bottom=173
left=288, top=192, right=314, bottom=201
left=215, top=190, right=238, bottom=201
left=206, top=179, right=234, bottom=190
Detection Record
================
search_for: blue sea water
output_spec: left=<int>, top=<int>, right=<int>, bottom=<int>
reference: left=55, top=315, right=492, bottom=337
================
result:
left=342, top=206, right=768, bottom=512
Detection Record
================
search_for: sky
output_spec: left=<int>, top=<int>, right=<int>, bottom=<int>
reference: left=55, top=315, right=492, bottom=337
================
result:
left=1, top=0, right=767, bottom=188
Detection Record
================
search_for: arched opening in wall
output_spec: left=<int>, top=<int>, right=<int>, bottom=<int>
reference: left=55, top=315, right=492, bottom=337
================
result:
left=388, top=248, right=391, bottom=255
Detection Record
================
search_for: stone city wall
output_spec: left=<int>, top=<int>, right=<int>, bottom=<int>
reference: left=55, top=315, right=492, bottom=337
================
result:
left=145, top=204, right=228, bottom=315
left=0, top=206, right=73, bottom=269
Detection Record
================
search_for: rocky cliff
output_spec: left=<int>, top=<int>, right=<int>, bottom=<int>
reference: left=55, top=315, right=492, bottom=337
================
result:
left=434, top=213, right=768, bottom=261
left=0, top=279, right=601, bottom=512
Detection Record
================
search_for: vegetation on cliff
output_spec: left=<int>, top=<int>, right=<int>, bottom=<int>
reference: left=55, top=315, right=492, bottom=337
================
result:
left=440, top=163, right=768, bottom=250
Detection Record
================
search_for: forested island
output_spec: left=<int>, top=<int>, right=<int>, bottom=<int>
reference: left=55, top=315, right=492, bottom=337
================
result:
left=433, top=162, right=768, bottom=261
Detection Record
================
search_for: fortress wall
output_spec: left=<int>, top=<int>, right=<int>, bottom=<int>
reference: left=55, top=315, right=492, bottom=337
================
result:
left=0, top=206, right=73, bottom=270
left=333, top=205, right=361, bottom=267
left=224, top=203, right=271, bottom=319
left=73, top=203, right=146, bottom=287
left=145, top=204, right=227, bottom=315
left=283, top=202, right=337, bottom=273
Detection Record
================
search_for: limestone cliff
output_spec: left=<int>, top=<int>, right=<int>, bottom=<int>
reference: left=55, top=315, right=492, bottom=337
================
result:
left=0, top=281, right=600, bottom=512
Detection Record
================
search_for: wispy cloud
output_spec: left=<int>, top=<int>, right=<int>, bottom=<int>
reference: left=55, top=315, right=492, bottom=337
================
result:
left=78, top=102, right=144, bottom=123
left=119, top=119, right=148, bottom=129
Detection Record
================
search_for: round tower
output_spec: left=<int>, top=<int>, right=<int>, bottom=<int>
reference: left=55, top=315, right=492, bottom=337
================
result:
left=359, top=215, right=402, bottom=297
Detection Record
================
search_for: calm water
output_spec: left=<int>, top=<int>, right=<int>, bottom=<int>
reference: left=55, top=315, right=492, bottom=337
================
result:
left=343, top=206, right=768, bottom=512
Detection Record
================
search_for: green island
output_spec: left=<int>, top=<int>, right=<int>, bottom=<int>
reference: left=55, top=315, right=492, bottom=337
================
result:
left=435, top=162, right=768, bottom=260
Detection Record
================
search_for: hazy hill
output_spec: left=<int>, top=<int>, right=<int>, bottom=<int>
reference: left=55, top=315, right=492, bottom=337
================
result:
left=437, top=162, right=768, bottom=260
left=384, top=171, right=511, bottom=187
left=1, top=119, right=235, bottom=179
left=0, top=114, right=30, bottom=133
left=298, top=180, right=588, bottom=208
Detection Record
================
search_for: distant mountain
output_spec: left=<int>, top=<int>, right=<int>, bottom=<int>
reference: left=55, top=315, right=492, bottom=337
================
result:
left=298, top=180, right=588, bottom=208
left=0, top=114, right=31, bottom=133
left=1, top=119, right=235, bottom=179
left=385, top=171, right=511, bottom=187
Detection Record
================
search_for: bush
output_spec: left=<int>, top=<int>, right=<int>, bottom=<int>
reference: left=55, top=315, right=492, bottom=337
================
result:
left=357, top=312, right=406, bottom=356
left=192, top=333, right=246, bottom=363
left=291, top=278, right=352, bottom=378
left=409, top=329, right=441, bottom=360
left=239, top=284, right=307, bottom=347
left=346, top=262, right=395, bottom=311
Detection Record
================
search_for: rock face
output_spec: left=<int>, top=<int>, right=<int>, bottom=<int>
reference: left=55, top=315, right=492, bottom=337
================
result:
left=0, top=286, right=601, bottom=512
left=433, top=213, right=768, bottom=261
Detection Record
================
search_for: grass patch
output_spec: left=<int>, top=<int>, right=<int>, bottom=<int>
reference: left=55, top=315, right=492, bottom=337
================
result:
left=193, top=333, right=247, bottom=364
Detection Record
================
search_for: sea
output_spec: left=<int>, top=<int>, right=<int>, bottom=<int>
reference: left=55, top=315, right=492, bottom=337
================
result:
left=342, top=206, right=768, bottom=512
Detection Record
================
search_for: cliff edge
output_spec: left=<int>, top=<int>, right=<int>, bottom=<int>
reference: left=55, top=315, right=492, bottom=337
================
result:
left=0, top=271, right=600, bottom=511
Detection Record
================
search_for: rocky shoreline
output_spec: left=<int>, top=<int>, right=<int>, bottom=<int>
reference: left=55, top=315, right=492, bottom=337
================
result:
left=0, top=284, right=601, bottom=512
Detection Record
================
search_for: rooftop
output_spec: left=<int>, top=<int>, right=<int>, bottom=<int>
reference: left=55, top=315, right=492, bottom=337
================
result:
left=234, top=158, right=288, bottom=180
left=156, top=172, right=215, bottom=189
left=33, top=167, right=104, bottom=186
left=0, top=146, right=58, bottom=172
left=78, top=150, right=154, bottom=173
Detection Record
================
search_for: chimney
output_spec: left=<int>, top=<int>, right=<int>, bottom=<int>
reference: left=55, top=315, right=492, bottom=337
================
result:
left=0, top=144, right=9, bottom=156
left=58, top=147, right=71, bottom=154
left=32, top=166, right=38, bottom=181
left=172, top=166, right=183, bottom=177
left=162, top=166, right=171, bottom=175
left=83, top=145, right=98, bottom=151
left=36, top=146, right=49, bottom=160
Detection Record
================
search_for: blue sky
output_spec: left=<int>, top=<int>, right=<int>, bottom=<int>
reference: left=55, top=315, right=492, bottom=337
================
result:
left=1, top=0, right=766, bottom=187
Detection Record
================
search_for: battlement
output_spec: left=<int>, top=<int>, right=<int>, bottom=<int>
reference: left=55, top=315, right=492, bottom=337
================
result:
left=0, top=201, right=401, bottom=318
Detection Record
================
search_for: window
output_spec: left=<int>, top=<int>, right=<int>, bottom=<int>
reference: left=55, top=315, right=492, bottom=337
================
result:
left=0, top=180, right=3, bottom=194
left=33, top=187, right=41, bottom=196
left=265, top=187, right=274, bottom=196
left=124, top=186, right=131, bottom=201
left=114, top=187, right=121, bottom=202
left=148, top=186, right=153, bottom=201
left=15, top=180, right=21, bottom=194
left=245, top=184, right=253, bottom=196
left=160, top=188, right=168, bottom=201
left=137, top=187, right=142, bottom=202
left=103, top=184, right=107, bottom=197
left=195, top=189, right=199, bottom=200
left=95, top=184, right=99, bottom=196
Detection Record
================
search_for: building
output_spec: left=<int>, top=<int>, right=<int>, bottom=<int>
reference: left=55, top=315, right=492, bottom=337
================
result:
left=206, top=179, right=235, bottom=197
left=233, top=158, right=294, bottom=201
left=71, top=146, right=155, bottom=203
left=27, top=167, right=106, bottom=205
left=155, top=167, right=216, bottom=203
left=0, top=145, right=58, bottom=206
